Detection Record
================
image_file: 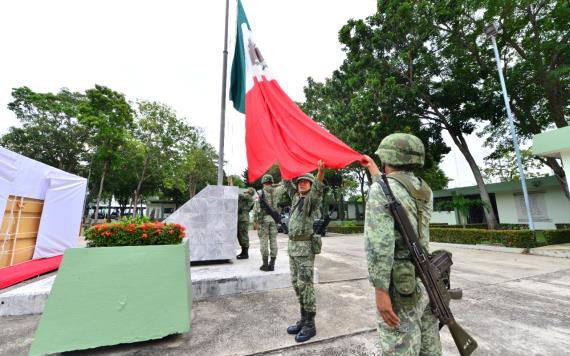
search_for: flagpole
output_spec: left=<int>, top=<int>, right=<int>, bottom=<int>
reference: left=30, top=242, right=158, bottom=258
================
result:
left=217, top=0, right=230, bottom=185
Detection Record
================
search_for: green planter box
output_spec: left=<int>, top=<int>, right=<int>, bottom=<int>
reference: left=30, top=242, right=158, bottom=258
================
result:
left=29, top=240, right=191, bottom=355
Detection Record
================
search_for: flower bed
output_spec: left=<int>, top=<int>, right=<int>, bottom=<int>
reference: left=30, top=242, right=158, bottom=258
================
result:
left=85, top=220, right=186, bottom=247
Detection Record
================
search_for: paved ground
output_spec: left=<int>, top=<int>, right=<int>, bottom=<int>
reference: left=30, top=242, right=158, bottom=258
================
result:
left=1, top=232, right=570, bottom=355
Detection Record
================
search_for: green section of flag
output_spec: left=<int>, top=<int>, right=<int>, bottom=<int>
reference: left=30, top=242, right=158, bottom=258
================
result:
left=229, top=0, right=251, bottom=114
left=29, top=240, right=191, bottom=355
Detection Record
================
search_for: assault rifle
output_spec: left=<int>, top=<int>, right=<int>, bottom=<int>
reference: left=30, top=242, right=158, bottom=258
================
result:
left=378, top=173, right=478, bottom=356
left=259, top=190, right=289, bottom=234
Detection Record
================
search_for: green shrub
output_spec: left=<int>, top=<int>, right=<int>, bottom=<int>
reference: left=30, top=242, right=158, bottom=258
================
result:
left=327, top=226, right=364, bottom=234
left=85, top=220, right=186, bottom=247
left=430, top=228, right=536, bottom=248
left=542, top=229, right=570, bottom=245
left=555, top=224, right=570, bottom=230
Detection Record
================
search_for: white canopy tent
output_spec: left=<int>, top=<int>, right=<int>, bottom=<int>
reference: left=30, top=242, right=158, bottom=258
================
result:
left=0, top=147, right=87, bottom=259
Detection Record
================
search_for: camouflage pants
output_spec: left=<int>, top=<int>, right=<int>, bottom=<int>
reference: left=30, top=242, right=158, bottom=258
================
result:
left=289, top=255, right=316, bottom=313
left=377, top=281, right=441, bottom=355
left=237, top=220, right=249, bottom=249
left=258, top=219, right=277, bottom=258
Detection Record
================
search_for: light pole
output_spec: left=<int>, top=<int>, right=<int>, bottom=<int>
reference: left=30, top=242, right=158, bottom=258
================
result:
left=484, top=23, right=535, bottom=230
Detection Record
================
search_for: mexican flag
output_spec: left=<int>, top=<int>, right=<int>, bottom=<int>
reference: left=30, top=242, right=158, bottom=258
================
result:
left=229, top=0, right=363, bottom=182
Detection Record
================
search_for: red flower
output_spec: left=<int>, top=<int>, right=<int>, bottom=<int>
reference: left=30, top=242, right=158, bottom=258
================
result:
left=142, top=233, right=148, bottom=238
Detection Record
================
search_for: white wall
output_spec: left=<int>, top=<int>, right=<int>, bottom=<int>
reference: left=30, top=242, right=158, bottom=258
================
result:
left=431, top=211, right=457, bottom=225
left=495, top=188, right=570, bottom=229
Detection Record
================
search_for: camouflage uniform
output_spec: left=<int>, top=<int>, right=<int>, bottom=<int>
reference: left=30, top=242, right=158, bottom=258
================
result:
left=365, top=133, right=442, bottom=356
left=283, top=173, right=323, bottom=342
left=254, top=177, right=283, bottom=260
left=237, top=190, right=254, bottom=249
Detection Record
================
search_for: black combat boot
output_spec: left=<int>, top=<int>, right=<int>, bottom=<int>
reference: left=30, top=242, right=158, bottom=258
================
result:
left=295, top=311, right=316, bottom=342
left=260, top=256, right=269, bottom=271
left=287, top=308, right=306, bottom=334
left=236, top=247, right=249, bottom=259
left=268, top=257, right=276, bottom=271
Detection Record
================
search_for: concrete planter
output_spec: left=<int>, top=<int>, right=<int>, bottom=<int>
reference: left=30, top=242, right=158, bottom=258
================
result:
left=29, top=240, right=192, bottom=356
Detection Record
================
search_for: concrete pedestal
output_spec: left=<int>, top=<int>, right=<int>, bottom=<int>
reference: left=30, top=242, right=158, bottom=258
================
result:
left=166, top=185, right=238, bottom=262
left=0, top=248, right=310, bottom=316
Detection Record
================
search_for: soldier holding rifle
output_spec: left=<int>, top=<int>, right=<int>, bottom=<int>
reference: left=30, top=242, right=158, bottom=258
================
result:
left=361, top=133, right=476, bottom=356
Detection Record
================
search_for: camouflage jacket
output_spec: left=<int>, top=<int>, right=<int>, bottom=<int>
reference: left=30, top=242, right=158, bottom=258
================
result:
left=364, top=171, right=432, bottom=291
left=254, top=185, right=284, bottom=223
left=283, top=179, right=324, bottom=257
left=238, top=192, right=254, bottom=222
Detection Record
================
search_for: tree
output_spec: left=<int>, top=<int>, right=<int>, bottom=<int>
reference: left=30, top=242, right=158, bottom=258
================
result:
left=2, top=87, right=88, bottom=174
left=473, top=0, right=569, bottom=199
left=130, top=101, right=197, bottom=212
left=483, top=148, right=546, bottom=183
left=242, top=164, right=283, bottom=191
left=164, top=140, right=218, bottom=201
left=304, top=1, right=503, bottom=228
left=79, top=85, right=133, bottom=223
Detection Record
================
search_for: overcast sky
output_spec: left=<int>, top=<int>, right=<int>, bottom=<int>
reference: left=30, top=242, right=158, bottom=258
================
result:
left=0, top=0, right=491, bottom=188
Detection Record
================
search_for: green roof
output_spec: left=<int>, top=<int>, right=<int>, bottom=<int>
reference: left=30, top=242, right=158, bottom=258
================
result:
left=533, top=126, right=570, bottom=158
left=434, top=176, right=561, bottom=198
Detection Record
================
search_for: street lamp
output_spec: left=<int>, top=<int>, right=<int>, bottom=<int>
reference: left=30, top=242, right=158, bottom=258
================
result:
left=485, top=23, right=535, bottom=231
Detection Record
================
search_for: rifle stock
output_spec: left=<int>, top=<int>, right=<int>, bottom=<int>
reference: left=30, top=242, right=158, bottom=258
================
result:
left=378, top=174, right=477, bottom=356
left=448, top=320, right=478, bottom=356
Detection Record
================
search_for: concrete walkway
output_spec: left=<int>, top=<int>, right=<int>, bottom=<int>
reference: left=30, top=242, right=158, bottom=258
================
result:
left=531, top=242, right=570, bottom=258
left=1, top=233, right=570, bottom=355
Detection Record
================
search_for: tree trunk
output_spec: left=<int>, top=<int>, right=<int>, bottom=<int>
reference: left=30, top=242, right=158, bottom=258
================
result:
left=133, top=155, right=150, bottom=215
left=449, top=131, right=500, bottom=229
left=542, top=157, right=570, bottom=201
left=106, top=197, right=112, bottom=221
left=92, top=160, right=108, bottom=224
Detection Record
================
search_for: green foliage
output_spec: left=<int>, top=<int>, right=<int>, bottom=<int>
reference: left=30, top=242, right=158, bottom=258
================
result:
left=430, top=228, right=536, bottom=248
left=79, top=85, right=133, bottom=162
left=85, top=220, right=185, bottom=247
left=483, top=148, right=546, bottom=183
left=327, top=225, right=364, bottom=234
left=228, top=175, right=246, bottom=188
left=2, top=86, right=88, bottom=174
left=542, top=229, right=570, bottom=245
left=419, top=166, right=450, bottom=191
left=1, top=85, right=219, bottom=213
left=242, top=163, right=282, bottom=191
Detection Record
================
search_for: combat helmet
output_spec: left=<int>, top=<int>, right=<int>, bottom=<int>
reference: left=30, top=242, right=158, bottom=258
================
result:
left=295, top=173, right=316, bottom=185
left=376, top=133, right=425, bottom=168
left=261, top=174, right=274, bottom=184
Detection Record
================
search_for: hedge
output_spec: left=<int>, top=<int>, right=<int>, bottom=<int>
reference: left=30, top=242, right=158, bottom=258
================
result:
left=85, top=221, right=186, bottom=247
left=429, top=223, right=531, bottom=230
left=327, top=226, right=364, bottom=234
left=429, top=228, right=536, bottom=248
left=542, top=229, right=570, bottom=245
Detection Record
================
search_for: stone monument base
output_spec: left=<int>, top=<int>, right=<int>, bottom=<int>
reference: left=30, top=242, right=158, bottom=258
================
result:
left=0, top=248, right=318, bottom=316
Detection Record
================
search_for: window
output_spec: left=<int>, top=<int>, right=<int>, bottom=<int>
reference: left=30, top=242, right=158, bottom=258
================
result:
left=514, top=192, right=549, bottom=222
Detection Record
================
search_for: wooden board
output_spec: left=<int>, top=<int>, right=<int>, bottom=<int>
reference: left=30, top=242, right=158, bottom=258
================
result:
left=0, top=196, right=44, bottom=268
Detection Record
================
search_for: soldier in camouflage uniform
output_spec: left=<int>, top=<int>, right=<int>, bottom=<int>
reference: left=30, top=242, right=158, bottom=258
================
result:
left=361, top=133, right=441, bottom=355
left=283, top=160, right=326, bottom=343
left=254, top=174, right=283, bottom=271
left=236, top=188, right=254, bottom=259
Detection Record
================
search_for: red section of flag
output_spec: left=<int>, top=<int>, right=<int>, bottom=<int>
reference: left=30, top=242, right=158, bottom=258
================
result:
left=245, top=77, right=364, bottom=182
left=0, top=255, right=63, bottom=290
